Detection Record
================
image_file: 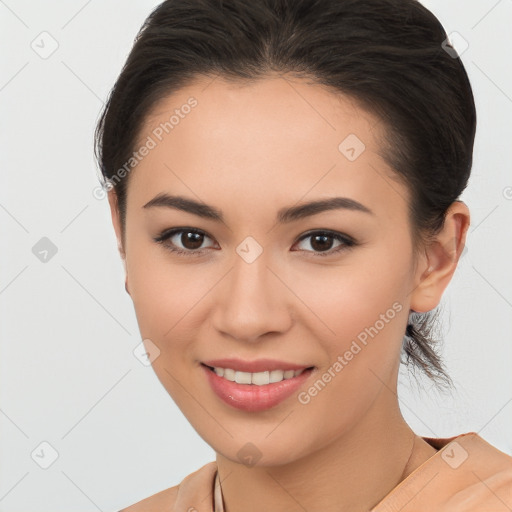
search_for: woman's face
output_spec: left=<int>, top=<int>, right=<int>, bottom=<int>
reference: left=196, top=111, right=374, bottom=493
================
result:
left=109, top=75, right=433, bottom=465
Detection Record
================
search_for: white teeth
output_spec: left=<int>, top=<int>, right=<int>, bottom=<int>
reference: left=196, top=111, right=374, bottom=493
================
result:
left=212, top=367, right=307, bottom=385
left=223, top=368, right=236, bottom=381
left=251, top=371, right=270, bottom=385
left=269, top=369, right=284, bottom=383
left=235, top=371, right=252, bottom=384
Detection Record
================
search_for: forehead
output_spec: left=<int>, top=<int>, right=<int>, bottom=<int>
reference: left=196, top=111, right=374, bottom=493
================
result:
left=129, top=75, right=409, bottom=225
left=139, top=74, right=383, bottom=154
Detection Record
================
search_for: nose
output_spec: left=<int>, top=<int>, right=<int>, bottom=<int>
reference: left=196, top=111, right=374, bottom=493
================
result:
left=211, top=251, right=292, bottom=343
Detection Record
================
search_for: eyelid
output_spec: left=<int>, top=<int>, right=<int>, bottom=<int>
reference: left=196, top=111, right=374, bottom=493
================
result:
left=295, top=229, right=354, bottom=244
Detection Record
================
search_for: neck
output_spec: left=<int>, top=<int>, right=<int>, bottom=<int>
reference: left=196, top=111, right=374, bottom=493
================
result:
left=215, top=388, right=438, bottom=512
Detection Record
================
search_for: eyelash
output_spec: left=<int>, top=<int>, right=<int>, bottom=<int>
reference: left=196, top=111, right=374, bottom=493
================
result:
left=153, top=228, right=357, bottom=258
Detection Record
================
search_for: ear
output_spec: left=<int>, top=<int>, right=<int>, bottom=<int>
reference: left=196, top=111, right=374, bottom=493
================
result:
left=409, top=200, right=470, bottom=313
left=107, top=189, right=126, bottom=263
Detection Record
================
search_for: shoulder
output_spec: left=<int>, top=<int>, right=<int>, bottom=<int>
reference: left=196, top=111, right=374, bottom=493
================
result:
left=373, top=432, right=512, bottom=511
left=118, top=461, right=218, bottom=512
left=449, top=431, right=512, bottom=471
left=119, top=484, right=179, bottom=512
left=428, top=432, right=512, bottom=512
left=441, top=465, right=512, bottom=511
left=439, top=432, right=512, bottom=511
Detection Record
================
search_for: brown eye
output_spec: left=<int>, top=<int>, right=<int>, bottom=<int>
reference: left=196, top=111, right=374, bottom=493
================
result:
left=179, top=231, right=205, bottom=250
left=310, top=234, right=335, bottom=252
left=154, top=228, right=216, bottom=256
left=293, top=231, right=355, bottom=257
left=153, top=228, right=356, bottom=258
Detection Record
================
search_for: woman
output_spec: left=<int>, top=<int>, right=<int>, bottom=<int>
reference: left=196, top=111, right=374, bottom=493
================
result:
left=94, top=0, right=512, bottom=510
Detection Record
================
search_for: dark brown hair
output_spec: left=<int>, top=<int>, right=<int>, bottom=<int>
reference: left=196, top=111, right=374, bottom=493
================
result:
left=94, top=0, right=476, bottom=388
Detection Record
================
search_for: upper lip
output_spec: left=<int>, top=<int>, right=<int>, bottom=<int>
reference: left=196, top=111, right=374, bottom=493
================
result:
left=202, top=358, right=314, bottom=373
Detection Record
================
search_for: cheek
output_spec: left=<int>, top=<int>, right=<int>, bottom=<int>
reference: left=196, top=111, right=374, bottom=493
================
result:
left=284, top=265, right=409, bottom=446
left=288, top=258, right=408, bottom=348
left=285, top=255, right=411, bottom=408
left=126, top=239, right=204, bottom=335
left=126, top=251, right=209, bottom=407
left=128, top=240, right=410, bottom=357
left=125, top=247, right=225, bottom=399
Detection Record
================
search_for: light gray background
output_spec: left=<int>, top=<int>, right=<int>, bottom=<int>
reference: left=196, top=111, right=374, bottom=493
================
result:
left=1, top=1, right=511, bottom=510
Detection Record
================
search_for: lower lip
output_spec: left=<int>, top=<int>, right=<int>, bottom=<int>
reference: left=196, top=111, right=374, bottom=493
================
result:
left=201, top=364, right=315, bottom=412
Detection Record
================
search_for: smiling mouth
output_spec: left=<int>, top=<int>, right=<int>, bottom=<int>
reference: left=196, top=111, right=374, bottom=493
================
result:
left=202, top=363, right=316, bottom=386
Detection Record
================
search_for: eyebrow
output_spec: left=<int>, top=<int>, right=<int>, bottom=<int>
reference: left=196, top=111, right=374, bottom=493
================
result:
left=143, top=193, right=374, bottom=223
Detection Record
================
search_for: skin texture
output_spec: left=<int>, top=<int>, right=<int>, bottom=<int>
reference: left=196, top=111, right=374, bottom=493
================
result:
left=109, top=74, right=470, bottom=512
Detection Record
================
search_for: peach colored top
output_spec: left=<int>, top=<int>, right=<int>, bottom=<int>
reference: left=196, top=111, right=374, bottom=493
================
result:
left=121, top=432, right=512, bottom=511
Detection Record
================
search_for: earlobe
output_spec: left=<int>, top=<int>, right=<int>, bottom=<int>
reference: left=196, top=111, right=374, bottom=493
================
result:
left=409, top=201, right=470, bottom=314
